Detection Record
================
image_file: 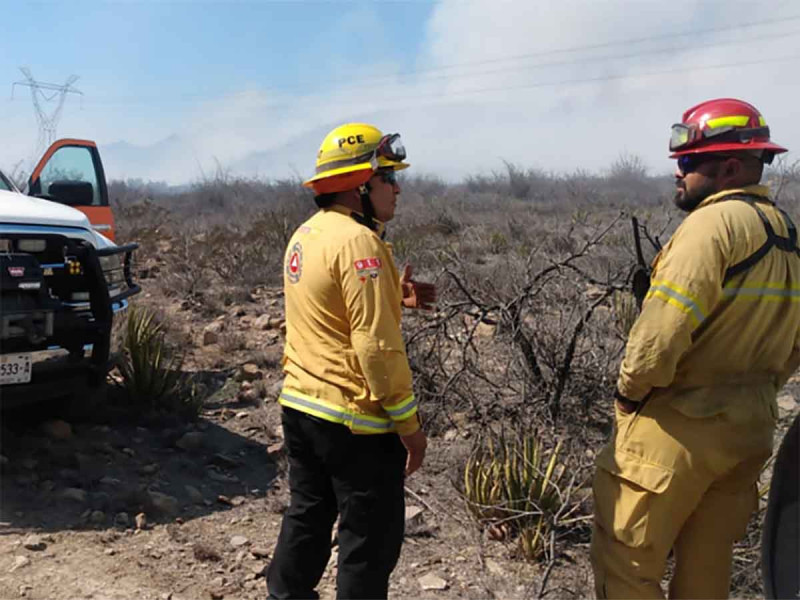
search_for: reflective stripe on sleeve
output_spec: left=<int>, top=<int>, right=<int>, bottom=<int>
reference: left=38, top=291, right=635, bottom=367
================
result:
left=279, top=389, right=395, bottom=434
left=647, top=279, right=707, bottom=325
left=382, top=394, right=418, bottom=422
left=723, top=282, right=800, bottom=301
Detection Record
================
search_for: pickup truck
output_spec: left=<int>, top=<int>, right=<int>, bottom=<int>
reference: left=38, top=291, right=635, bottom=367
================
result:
left=0, top=140, right=139, bottom=407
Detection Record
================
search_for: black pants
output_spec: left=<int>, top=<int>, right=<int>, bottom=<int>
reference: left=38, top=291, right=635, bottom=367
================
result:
left=267, top=407, right=407, bottom=600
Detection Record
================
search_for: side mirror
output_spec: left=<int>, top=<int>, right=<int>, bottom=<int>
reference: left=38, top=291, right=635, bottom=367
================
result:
left=46, top=180, right=94, bottom=206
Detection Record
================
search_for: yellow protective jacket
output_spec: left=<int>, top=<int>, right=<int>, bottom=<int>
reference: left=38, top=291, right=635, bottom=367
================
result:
left=279, top=203, right=420, bottom=436
left=619, top=185, right=800, bottom=414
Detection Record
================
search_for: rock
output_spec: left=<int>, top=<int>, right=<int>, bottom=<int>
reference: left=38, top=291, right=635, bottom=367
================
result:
left=104, top=548, right=116, bottom=556
left=175, top=432, right=206, bottom=452
left=217, top=495, right=234, bottom=506
left=405, top=505, right=424, bottom=527
left=419, top=573, right=448, bottom=591
left=235, top=411, right=249, bottom=419
left=208, top=589, right=225, bottom=600
left=115, top=512, right=130, bottom=527
left=778, top=394, right=797, bottom=412
left=90, top=510, right=106, bottom=524
left=230, top=535, right=249, bottom=548
left=185, top=485, right=204, bottom=504
left=443, top=429, right=458, bottom=442
left=238, top=389, right=259, bottom=404
left=135, top=512, right=148, bottom=530
left=239, top=364, right=263, bottom=382
left=41, top=419, right=72, bottom=440
left=149, top=491, right=179, bottom=516
left=486, top=558, right=505, bottom=576
left=240, top=381, right=253, bottom=392
left=140, top=464, right=159, bottom=475
left=122, top=447, right=136, bottom=457
left=10, top=556, right=30, bottom=572
left=231, top=496, right=246, bottom=507
left=254, top=314, right=271, bottom=330
left=22, top=535, right=46, bottom=551
left=99, top=476, right=121, bottom=487
left=203, top=329, right=220, bottom=346
left=60, top=487, right=88, bottom=503
left=250, top=547, right=270, bottom=559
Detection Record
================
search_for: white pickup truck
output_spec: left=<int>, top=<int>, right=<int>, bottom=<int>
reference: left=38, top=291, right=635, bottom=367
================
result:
left=0, top=140, right=139, bottom=407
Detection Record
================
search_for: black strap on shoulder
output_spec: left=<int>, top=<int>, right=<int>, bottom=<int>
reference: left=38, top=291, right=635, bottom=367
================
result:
left=723, top=194, right=800, bottom=285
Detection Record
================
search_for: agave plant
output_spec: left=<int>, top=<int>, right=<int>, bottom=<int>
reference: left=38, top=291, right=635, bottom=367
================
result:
left=118, top=305, right=184, bottom=410
left=462, top=430, right=565, bottom=561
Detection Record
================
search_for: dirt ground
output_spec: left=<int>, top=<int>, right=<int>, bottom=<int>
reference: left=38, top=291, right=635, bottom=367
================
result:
left=1, top=286, right=796, bottom=600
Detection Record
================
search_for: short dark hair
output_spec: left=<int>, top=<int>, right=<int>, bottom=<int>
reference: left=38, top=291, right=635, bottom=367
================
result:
left=314, top=193, right=337, bottom=208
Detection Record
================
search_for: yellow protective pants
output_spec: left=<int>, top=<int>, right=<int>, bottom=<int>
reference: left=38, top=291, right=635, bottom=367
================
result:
left=591, top=388, right=776, bottom=599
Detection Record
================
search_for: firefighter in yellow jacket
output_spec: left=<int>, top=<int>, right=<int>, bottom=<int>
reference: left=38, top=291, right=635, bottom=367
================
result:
left=591, top=98, right=799, bottom=599
left=267, top=123, right=434, bottom=600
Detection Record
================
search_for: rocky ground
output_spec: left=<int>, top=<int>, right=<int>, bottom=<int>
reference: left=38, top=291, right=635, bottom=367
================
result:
left=1, top=285, right=797, bottom=599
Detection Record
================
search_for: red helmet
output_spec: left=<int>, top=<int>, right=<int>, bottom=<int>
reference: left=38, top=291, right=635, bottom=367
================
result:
left=669, top=98, right=787, bottom=158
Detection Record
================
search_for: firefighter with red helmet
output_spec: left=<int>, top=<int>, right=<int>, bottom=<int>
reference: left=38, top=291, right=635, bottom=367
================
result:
left=591, top=98, right=800, bottom=598
left=267, top=123, right=434, bottom=599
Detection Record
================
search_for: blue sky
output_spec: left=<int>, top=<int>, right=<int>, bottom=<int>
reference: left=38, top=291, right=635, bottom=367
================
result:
left=3, top=0, right=800, bottom=183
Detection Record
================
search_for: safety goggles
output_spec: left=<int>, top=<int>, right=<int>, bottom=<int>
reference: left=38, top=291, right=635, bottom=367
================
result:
left=669, top=123, right=771, bottom=152
left=376, top=133, right=406, bottom=162
left=676, top=153, right=726, bottom=174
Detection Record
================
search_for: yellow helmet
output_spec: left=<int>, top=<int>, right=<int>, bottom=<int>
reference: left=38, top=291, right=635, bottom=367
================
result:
left=303, top=123, right=409, bottom=195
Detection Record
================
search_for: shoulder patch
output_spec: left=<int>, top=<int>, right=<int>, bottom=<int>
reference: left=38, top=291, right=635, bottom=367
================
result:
left=354, top=257, right=382, bottom=282
left=286, top=242, right=303, bottom=284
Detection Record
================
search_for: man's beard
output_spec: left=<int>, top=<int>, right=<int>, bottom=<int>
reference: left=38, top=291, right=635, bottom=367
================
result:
left=673, top=177, right=718, bottom=212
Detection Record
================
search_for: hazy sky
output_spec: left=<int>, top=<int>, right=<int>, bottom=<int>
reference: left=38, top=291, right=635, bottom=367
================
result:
left=3, top=0, right=799, bottom=183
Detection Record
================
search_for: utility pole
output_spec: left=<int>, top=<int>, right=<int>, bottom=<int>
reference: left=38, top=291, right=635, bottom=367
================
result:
left=12, top=67, right=82, bottom=156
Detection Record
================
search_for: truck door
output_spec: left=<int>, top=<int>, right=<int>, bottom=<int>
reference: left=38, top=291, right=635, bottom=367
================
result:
left=28, top=139, right=116, bottom=241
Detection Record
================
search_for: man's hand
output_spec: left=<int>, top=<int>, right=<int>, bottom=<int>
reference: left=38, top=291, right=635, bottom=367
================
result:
left=400, top=428, right=427, bottom=476
left=401, top=265, right=437, bottom=310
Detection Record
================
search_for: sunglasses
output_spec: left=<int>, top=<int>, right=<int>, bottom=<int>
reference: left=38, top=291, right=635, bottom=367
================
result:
left=376, top=169, right=398, bottom=185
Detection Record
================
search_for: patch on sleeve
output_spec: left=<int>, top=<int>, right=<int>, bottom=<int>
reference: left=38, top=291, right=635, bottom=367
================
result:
left=286, top=242, right=303, bottom=284
left=354, top=257, right=382, bottom=282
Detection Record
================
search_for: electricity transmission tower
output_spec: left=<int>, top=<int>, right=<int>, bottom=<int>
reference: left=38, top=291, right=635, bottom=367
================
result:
left=12, top=67, right=82, bottom=155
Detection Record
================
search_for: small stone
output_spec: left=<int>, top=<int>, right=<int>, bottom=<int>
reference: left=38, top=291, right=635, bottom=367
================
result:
left=90, top=510, right=106, bottom=524
left=176, top=432, right=206, bottom=452
left=231, top=496, right=246, bottom=507
left=185, top=485, right=204, bottom=504
left=115, top=512, right=130, bottom=527
left=250, top=547, right=270, bottom=559
left=203, top=329, right=219, bottom=346
left=208, top=589, right=224, bottom=600
left=149, top=491, right=179, bottom=516
left=41, top=419, right=72, bottom=440
left=235, top=412, right=249, bottom=419
left=240, top=381, right=253, bottom=392
left=10, top=555, right=30, bottom=572
left=254, top=314, right=271, bottom=330
left=23, top=535, right=46, bottom=551
left=218, top=495, right=233, bottom=506
left=777, top=394, right=797, bottom=412
left=104, top=548, right=116, bottom=556
left=60, top=488, right=87, bottom=503
left=135, top=513, right=148, bottom=530
left=419, top=573, right=448, bottom=591
left=405, top=505, right=424, bottom=526
left=99, top=476, right=121, bottom=486
left=122, top=447, right=135, bottom=457
left=239, top=363, right=263, bottom=382
left=443, top=429, right=458, bottom=441
left=230, top=535, right=249, bottom=548
left=140, top=464, right=159, bottom=475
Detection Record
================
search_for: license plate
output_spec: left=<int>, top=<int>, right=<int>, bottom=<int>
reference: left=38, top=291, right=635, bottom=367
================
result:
left=0, top=354, right=32, bottom=385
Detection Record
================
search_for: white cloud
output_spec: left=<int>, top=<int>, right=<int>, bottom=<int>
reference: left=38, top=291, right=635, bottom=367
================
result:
left=6, top=0, right=798, bottom=185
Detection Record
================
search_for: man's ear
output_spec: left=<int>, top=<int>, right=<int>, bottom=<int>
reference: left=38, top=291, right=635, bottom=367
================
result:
left=724, top=157, right=742, bottom=178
